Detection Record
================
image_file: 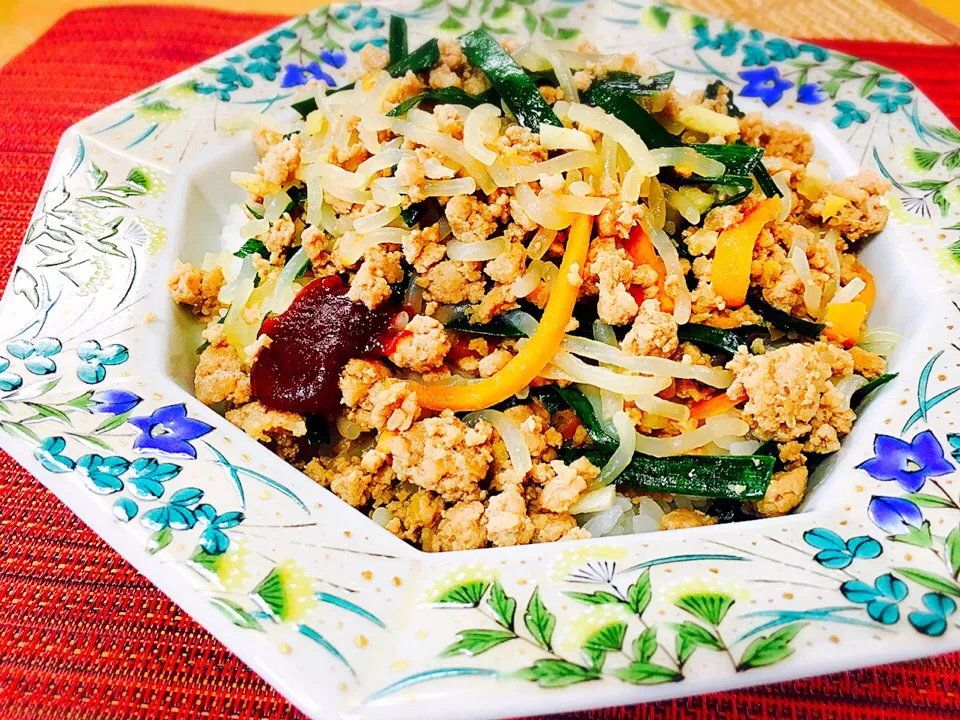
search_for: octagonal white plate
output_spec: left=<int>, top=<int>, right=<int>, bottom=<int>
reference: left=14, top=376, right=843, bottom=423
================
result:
left=2, top=1, right=960, bottom=718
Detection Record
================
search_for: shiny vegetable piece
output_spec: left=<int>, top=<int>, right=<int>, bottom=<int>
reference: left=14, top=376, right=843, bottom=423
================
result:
left=388, top=15, right=407, bottom=65
left=386, top=87, right=499, bottom=117
left=823, top=301, right=867, bottom=348
left=458, top=29, right=562, bottom=131
left=534, top=386, right=618, bottom=447
left=569, top=450, right=775, bottom=500
left=689, top=393, right=744, bottom=421
left=582, top=71, right=674, bottom=101
left=623, top=225, right=673, bottom=312
left=250, top=277, right=398, bottom=415
left=712, top=197, right=780, bottom=308
left=748, top=291, right=825, bottom=338
left=851, top=372, right=897, bottom=410
left=852, top=260, right=876, bottom=311
left=414, top=214, right=593, bottom=411
left=677, top=323, right=767, bottom=355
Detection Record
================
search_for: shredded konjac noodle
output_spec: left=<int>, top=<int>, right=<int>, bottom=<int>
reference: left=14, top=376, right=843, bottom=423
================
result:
left=168, top=23, right=896, bottom=552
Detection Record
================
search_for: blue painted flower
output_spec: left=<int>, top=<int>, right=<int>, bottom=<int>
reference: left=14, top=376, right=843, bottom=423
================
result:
left=909, top=593, right=957, bottom=636
left=0, top=356, right=22, bottom=393
left=797, top=83, right=827, bottom=105
left=741, top=42, right=770, bottom=67
left=141, top=487, right=204, bottom=531
left=833, top=100, right=870, bottom=129
left=7, top=337, right=62, bottom=375
left=34, top=437, right=75, bottom=473
left=281, top=62, right=336, bottom=89
left=77, top=340, right=129, bottom=385
left=113, top=497, right=139, bottom=523
left=841, top=573, right=908, bottom=624
left=739, top=67, right=793, bottom=107
left=868, top=496, right=923, bottom=534
left=803, top=528, right=882, bottom=569
left=857, top=431, right=953, bottom=492
left=320, top=49, right=347, bottom=69
left=89, top=389, right=142, bottom=416
left=867, top=91, right=910, bottom=114
left=797, top=42, right=830, bottom=61
left=128, top=404, right=213, bottom=459
left=693, top=25, right=744, bottom=56
left=764, top=38, right=800, bottom=62
left=352, top=7, right=384, bottom=30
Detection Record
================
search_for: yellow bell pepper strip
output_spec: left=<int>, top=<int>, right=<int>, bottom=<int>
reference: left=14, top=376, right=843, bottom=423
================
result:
left=414, top=214, right=594, bottom=412
left=823, top=301, right=867, bottom=348
left=852, top=260, right=876, bottom=312
left=711, top=197, right=781, bottom=308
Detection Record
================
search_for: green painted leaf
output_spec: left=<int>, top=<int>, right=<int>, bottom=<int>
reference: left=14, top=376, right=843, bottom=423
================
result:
left=441, top=628, right=516, bottom=657
left=648, top=5, right=671, bottom=28
left=633, top=626, right=657, bottom=664
left=902, top=492, right=956, bottom=509
left=513, top=659, right=599, bottom=688
left=564, top=590, right=623, bottom=606
left=931, top=125, right=960, bottom=143
left=68, top=433, right=112, bottom=450
left=890, top=521, right=934, bottom=549
left=946, top=525, right=960, bottom=579
left=210, top=597, right=263, bottom=630
left=94, top=412, right=130, bottom=434
left=895, top=567, right=960, bottom=597
left=544, top=6, right=571, bottom=18
left=65, top=391, right=95, bottom=410
left=79, top=195, right=131, bottom=209
left=674, top=592, right=735, bottom=626
left=737, top=622, right=806, bottom=670
left=252, top=566, right=289, bottom=619
left=23, top=402, right=70, bottom=423
left=448, top=2, right=469, bottom=18
left=627, top=569, right=651, bottom=617
left=438, top=15, right=465, bottom=31
left=905, top=179, right=948, bottom=191
left=910, top=148, right=941, bottom=172
left=859, top=75, right=879, bottom=98
left=88, top=161, right=107, bottom=190
left=556, top=28, right=580, bottom=41
left=581, top=622, right=626, bottom=670
left=189, top=546, right=221, bottom=577
left=436, top=580, right=489, bottom=607
left=523, top=587, right=556, bottom=651
left=1, top=421, right=41, bottom=443
left=933, top=188, right=951, bottom=218
left=146, top=527, right=172, bottom=555
left=487, top=580, right=517, bottom=631
left=490, top=3, right=511, bottom=19
left=523, top=7, right=536, bottom=36
left=675, top=621, right=723, bottom=665
left=540, top=17, right=557, bottom=38
left=943, top=149, right=960, bottom=172
left=612, top=661, right=681, bottom=685
left=417, top=0, right=443, bottom=9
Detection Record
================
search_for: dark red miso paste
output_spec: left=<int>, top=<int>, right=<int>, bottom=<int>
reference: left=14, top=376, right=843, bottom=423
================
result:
left=250, top=276, right=398, bottom=415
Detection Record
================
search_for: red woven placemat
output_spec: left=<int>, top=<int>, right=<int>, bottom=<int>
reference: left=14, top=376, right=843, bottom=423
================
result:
left=0, top=7, right=959, bottom=719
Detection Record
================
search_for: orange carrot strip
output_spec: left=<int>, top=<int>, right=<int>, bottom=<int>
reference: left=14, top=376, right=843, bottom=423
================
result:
left=413, top=214, right=593, bottom=411
left=689, top=393, right=743, bottom=421
left=852, top=261, right=875, bottom=312
left=624, top=225, right=673, bottom=313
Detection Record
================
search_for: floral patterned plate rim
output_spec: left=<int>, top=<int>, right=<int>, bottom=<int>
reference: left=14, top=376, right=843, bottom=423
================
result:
left=2, top=1, right=960, bottom=718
